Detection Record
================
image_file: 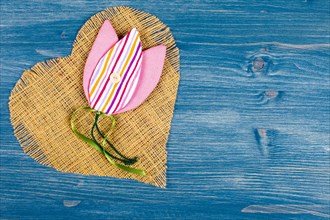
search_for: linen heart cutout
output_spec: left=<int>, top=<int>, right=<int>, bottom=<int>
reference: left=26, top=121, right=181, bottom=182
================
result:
left=9, top=6, right=180, bottom=187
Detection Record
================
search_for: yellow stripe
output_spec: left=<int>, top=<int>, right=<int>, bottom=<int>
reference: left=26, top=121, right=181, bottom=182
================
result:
left=89, top=46, right=115, bottom=97
left=100, top=34, right=140, bottom=112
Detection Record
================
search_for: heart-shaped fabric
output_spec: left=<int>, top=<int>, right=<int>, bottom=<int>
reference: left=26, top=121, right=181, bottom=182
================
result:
left=9, top=6, right=180, bottom=187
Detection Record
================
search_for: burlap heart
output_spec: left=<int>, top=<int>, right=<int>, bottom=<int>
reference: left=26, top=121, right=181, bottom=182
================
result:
left=9, top=6, right=180, bottom=187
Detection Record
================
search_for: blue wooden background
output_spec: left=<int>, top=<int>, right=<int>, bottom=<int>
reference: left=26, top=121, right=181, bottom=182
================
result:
left=1, top=1, right=329, bottom=219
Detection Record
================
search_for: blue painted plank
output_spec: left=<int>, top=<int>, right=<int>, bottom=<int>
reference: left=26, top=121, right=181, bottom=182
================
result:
left=1, top=0, right=329, bottom=219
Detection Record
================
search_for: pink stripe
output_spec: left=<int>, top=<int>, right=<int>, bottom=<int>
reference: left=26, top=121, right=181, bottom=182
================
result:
left=92, top=31, right=131, bottom=109
left=91, top=32, right=130, bottom=108
left=112, top=53, right=142, bottom=113
left=90, top=39, right=124, bottom=104
left=120, top=64, right=142, bottom=109
left=105, top=43, right=141, bottom=114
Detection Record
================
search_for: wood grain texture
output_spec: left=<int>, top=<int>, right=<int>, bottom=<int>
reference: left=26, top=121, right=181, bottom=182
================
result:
left=1, top=0, right=329, bottom=219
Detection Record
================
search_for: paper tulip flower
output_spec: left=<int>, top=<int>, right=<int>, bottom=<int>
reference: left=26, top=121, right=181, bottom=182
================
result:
left=70, top=20, right=166, bottom=176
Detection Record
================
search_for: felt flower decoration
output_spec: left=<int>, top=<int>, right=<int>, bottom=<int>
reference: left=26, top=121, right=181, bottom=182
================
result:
left=70, top=20, right=166, bottom=176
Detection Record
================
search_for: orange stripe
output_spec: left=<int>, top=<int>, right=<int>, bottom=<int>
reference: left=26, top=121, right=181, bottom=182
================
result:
left=100, top=34, right=140, bottom=112
left=89, top=46, right=115, bottom=97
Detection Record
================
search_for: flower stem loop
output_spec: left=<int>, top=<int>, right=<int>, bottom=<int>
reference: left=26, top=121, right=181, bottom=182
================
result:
left=70, top=107, right=145, bottom=176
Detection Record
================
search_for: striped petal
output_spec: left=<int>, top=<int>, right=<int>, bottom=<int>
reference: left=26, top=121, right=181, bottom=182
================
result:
left=83, top=20, right=118, bottom=103
left=115, top=45, right=166, bottom=114
left=88, top=28, right=143, bottom=115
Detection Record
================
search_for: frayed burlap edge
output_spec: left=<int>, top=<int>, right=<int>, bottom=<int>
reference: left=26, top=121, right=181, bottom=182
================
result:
left=8, top=6, right=180, bottom=187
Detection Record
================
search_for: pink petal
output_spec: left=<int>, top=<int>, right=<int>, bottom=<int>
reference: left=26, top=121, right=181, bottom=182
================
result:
left=114, top=45, right=166, bottom=114
left=83, top=20, right=118, bottom=103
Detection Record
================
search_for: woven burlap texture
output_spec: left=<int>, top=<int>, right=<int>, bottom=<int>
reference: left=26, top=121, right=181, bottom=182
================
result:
left=9, top=6, right=180, bottom=187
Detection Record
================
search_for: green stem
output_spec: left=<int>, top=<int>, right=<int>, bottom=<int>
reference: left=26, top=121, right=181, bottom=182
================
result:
left=90, top=113, right=129, bottom=164
left=70, top=107, right=146, bottom=176
left=94, top=120, right=137, bottom=165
